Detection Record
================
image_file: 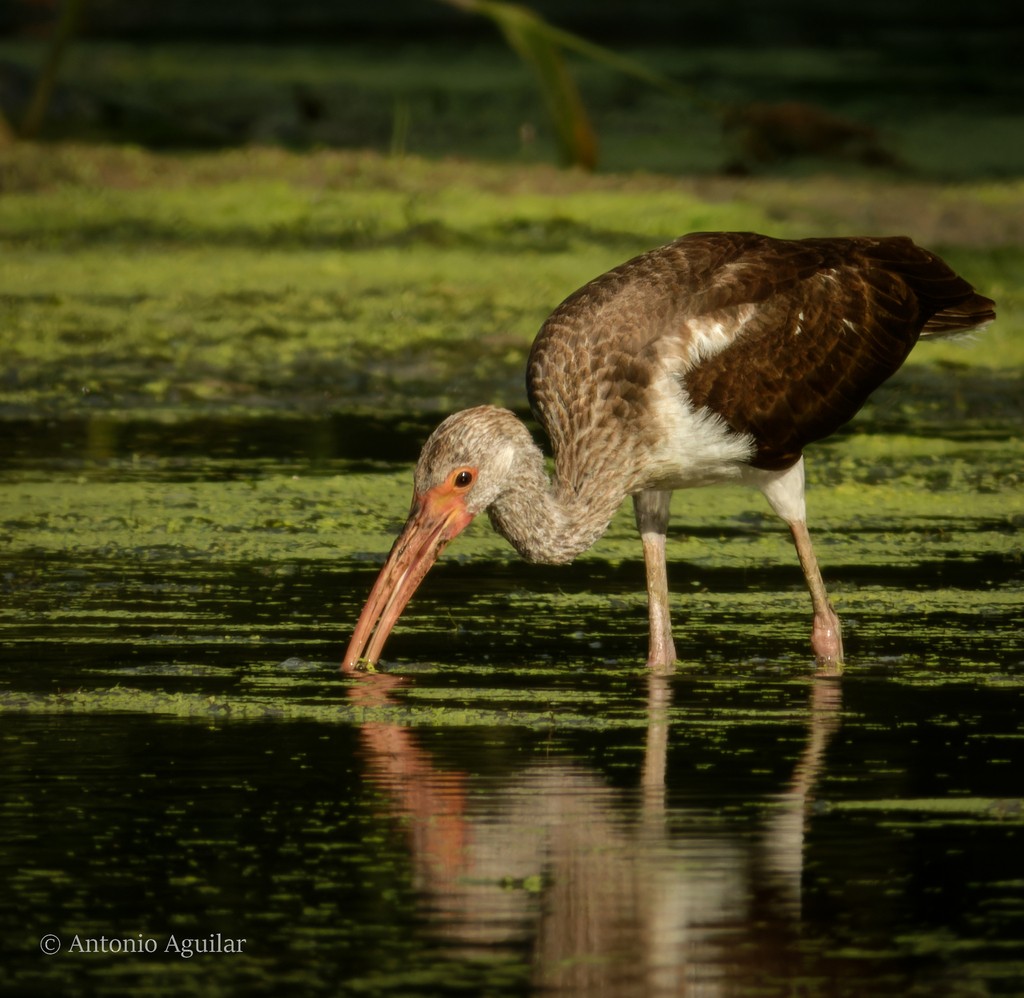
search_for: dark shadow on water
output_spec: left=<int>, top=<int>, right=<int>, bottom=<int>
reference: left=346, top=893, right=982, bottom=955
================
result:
left=1, top=360, right=1020, bottom=472
left=0, top=411, right=440, bottom=474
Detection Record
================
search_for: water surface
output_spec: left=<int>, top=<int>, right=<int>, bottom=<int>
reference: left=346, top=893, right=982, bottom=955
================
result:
left=1, top=406, right=1022, bottom=996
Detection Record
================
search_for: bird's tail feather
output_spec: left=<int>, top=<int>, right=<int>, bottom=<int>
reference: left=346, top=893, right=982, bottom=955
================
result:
left=920, top=291, right=997, bottom=339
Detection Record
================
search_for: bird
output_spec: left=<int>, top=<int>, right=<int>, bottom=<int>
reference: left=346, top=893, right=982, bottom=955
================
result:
left=342, top=231, right=995, bottom=674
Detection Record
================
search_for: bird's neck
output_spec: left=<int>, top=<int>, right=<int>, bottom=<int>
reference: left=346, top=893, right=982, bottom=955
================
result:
left=487, top=441, right=625, bottom=565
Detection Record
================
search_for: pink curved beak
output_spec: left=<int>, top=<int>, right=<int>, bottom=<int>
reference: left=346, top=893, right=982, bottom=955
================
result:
left=342, top=485, right=475, bottom=673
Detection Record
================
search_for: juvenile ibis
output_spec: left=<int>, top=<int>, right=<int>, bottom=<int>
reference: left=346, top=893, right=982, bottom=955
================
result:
left=343, top=232, right=995, bottom=673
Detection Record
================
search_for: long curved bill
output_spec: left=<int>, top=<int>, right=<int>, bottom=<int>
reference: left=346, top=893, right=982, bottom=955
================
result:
left=342, top=486, right=474, bottom=673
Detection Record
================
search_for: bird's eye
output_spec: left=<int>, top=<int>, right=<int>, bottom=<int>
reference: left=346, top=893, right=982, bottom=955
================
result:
left=453, top=469, right=474, bottom=489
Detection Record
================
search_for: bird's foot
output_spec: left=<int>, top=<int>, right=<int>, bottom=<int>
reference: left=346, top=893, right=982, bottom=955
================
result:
left=646, top=637, right=677, bottom=675
left=811, top=610, right=844, bottom=677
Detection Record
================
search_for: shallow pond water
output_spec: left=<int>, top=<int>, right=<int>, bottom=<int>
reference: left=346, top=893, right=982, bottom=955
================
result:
left=1, top=403, right=1022, bottom=996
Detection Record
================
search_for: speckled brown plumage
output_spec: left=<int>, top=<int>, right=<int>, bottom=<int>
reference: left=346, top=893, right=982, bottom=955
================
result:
left=529, top=232, right=995, bottom=475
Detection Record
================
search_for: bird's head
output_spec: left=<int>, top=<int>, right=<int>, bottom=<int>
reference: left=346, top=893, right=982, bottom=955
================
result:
left=342, top=406, right=535, bottom=672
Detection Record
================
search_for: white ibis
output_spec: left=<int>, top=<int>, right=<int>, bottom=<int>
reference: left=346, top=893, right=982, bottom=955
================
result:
left=343, top=232, right=995, bottom=673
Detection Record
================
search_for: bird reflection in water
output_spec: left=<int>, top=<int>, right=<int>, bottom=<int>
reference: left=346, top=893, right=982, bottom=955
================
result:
left=347, top=672, right=842, bottom=995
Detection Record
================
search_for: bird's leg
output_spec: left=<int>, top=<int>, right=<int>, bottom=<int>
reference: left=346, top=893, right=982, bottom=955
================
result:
left=788, top=519, right=844, bottom=675
left=754, top=458, right=843, bottom=674
left=633, top=490, right=677, bottom=673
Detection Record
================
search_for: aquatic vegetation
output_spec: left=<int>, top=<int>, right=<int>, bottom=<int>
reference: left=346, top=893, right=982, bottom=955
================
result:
left=1, top=145, right=1021, bottom=419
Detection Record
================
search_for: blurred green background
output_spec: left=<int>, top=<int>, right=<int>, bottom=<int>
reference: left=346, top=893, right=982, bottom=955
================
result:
left=2, top=0, right=1022, bottom=177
